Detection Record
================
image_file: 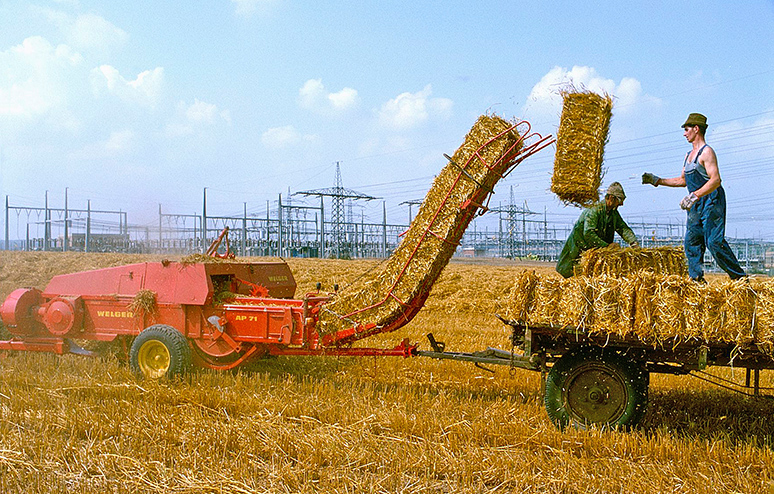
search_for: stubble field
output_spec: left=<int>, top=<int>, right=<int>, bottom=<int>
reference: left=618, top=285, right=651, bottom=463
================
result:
left=1, top=251, right=773, bottom=493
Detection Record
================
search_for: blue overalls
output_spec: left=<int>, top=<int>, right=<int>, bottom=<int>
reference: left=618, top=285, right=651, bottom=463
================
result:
left=684, top=145, right=746, bottom=280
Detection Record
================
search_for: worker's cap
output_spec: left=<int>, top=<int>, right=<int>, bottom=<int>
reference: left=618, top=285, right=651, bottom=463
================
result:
left=682, top=113, right=708, bottom=129
left=605, top=182, right=626, bottom=201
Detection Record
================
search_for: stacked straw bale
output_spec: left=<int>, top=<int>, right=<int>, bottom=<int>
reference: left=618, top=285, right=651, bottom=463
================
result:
left=578, top=245, right=687, bottom=277
left=754, top=281, right=774, bottom=355
left=317, top=115, right=523, bottom=336
left=507, top=271, right=774, bottom=356
left=550, top=90, right=613, bottom=207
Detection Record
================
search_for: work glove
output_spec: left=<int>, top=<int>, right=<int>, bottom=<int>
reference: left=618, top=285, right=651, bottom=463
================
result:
left=680, top=192, right=699, bottom=210
left=642, top=172, right=660, bottom=186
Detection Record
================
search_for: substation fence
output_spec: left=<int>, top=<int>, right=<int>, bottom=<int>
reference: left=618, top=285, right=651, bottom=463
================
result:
left=4, top=196, right=774, bottom=273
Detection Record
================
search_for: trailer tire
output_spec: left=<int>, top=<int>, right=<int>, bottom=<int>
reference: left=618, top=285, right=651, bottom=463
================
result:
left=130, top=325, right=192, bottom=380
left=544, top=346, right=648, bottom=431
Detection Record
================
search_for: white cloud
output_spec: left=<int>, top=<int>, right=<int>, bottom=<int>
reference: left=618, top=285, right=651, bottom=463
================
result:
left=377, top=84, right=453, bottom=130
left=525, top=65, right=661, bottom=118
left=298, top=79, right=359, bottom=115
left=90, top=65, right=164, bottom=108
left=166, top=99, right=231, bottom=137
left=35, top=8, right=127, bottom=56
left=261, top=125, right=318, bottom=149
left=69, top=13, right=128, bottom=52
left=0, top=36, right=84, bottom=119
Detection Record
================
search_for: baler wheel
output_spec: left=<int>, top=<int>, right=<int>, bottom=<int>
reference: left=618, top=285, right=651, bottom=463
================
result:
left=130, top=325, right=192, bottom=379
left=544, top=345, right=648, bottom=431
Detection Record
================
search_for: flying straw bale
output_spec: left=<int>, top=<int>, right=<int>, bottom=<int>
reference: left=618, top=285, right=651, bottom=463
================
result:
left=578, top=245, right=687, bottom=278
left=318, top=115, right=525, bottom=336
left=551, top=89, right=613, bottom=207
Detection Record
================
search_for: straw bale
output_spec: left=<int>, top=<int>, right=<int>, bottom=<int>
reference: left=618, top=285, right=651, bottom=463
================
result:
left=683, top=281, right=704, bottom=338
left=578, top=246, right=687, bottom=278
left=527, top=276, right=562, bottom=326
left=551, top=90, right=613, bottom=207
left=556, top=276, right=594, bottom=331
left=590, top=275, right=620, bottom=335
left=318, top=115, right=524, bottom=336
left=753, top=279, right=774, bottom=356
left=700, top=281, right=728, bottom=343
left=708, top=279, right=757, bottom=347
left=504, top=270, right=773, bottom=352
left=651, top=275, right=690, bottom=340
left=508, top=270, right=540, bottom=322
left=616, top=276, right=637, bottom=335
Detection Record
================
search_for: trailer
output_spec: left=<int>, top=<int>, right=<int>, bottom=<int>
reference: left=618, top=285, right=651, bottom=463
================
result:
left=418, top=318, right=774, bottom=430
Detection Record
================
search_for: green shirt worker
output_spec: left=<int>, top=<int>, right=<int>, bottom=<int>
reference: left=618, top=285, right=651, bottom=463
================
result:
left=556, top=182, right=640, bottom=278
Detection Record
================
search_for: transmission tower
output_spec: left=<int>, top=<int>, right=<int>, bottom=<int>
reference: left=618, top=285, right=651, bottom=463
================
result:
left=489, top=186, right=537, bottom=258
left=296, top=162, right=378, bottom=258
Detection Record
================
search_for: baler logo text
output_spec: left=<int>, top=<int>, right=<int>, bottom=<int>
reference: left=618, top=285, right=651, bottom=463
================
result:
left=96, top=310, right=134, bottom=318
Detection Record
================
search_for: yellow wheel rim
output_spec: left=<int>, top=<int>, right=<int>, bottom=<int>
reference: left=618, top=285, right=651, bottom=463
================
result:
left=137, top=340, right=171, bottom=379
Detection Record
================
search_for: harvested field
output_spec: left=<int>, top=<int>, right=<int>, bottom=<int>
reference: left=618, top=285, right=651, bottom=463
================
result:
left=1, top=251, right=774, bottom=493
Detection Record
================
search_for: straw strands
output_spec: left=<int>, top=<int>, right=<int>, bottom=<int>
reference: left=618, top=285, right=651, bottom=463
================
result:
left=317, top=115, right=524, bottom=336
left=127, top=289, right=158, bottom=317
left=551, top=90, right=613, bottom=207
left=578, top=245, right=687, bottom=277
left=507, top=271, right=774, bottom=355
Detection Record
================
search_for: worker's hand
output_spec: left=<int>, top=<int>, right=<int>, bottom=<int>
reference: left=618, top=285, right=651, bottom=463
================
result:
left=680, top=192, right=699, bottom=210
left=642, top=172, right=660, bottom=186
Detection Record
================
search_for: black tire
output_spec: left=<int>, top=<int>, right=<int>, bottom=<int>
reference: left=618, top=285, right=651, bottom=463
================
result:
left=129, top=325, right=192, bottom=379
left=545, top=345, right=648, bottom=431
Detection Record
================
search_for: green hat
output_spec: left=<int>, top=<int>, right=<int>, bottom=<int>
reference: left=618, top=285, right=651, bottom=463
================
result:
left=682, top=113, right=708, bottom=129
left=606, top=182, right=626, bottom=201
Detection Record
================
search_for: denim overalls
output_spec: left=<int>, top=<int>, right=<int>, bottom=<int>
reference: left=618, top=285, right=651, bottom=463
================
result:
left=684, top=145, right=746, bottom=280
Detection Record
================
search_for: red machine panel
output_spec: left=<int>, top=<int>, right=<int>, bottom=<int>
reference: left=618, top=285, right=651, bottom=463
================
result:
left=42, top=261, right=296, bottom=305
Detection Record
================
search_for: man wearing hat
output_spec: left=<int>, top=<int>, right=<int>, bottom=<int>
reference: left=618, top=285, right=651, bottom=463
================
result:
left=642, top=113, right=746, bottom=282
left=556, top=182, right=639, bottom=278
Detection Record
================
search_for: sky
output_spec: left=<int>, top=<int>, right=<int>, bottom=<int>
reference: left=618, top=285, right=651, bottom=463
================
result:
left=1, top=0, right=774, bottom=242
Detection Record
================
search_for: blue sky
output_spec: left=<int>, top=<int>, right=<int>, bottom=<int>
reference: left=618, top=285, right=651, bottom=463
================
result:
left=1, top=0, right=773, bottom=240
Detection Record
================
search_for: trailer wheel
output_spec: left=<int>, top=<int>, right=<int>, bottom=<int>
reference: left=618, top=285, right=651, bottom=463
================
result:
left=130, top=325, right=192, bottom=379
left=544, top=346, right=648, bottom=431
